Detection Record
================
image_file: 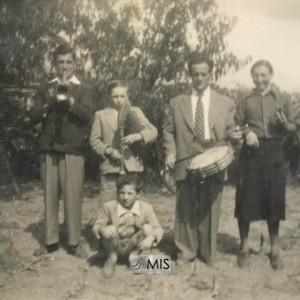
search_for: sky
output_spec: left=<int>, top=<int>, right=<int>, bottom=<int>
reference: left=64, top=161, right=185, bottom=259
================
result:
left=215, top=0, right=300, bottom=93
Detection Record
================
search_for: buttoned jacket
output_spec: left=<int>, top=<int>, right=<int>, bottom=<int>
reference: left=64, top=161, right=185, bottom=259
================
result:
left=29, top=77, right=94, bottom=155
left=92, top=200, right=163, bottom=243
left=235, top=86, right=295, bottom=139
left=163, top=89, right=235, bottom=181
left=90, top=106, right=157, bottom=174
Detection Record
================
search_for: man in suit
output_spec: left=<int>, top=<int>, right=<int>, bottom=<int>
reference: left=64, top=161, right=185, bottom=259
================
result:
left=90, top=80, right=157, bottom=206
left=29, top=44, right=95, bottom=258
left=163, top=51, right=240, bottom=265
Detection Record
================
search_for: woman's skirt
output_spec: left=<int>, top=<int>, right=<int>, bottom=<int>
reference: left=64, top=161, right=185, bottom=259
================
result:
left=235, top=139, right=286, bottom=222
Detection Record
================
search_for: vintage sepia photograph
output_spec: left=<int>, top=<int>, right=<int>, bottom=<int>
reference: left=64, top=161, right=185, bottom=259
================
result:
left=0, top=0, right=300, bottom=299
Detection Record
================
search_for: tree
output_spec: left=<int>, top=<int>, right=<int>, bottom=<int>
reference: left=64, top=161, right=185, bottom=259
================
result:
left=0, top=0, right=249, bottom=182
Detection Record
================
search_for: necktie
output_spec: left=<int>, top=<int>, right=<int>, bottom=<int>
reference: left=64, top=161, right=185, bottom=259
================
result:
left=194, top=92, right=205, bottom=141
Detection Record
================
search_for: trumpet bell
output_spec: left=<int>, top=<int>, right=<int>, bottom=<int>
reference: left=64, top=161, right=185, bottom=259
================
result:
left=56, top=84, right=69, bottom=101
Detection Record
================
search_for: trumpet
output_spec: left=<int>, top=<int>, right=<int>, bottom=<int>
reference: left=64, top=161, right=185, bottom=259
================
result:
left=55, top=84, right=70, bottom=101
left=55, top=73, right=70, bottom=102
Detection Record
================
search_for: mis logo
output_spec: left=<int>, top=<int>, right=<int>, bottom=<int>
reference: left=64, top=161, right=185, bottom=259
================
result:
left=129, top=255, right=171, bottom=273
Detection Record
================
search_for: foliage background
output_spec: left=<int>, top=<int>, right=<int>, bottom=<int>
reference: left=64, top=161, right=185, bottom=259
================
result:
left=0, top=0, right=298, bottom=185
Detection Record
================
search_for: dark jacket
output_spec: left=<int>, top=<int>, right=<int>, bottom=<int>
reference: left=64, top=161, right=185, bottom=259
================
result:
left=235, top=85, right=295, bottom=139
left=29, top=78, right=94, bottom=155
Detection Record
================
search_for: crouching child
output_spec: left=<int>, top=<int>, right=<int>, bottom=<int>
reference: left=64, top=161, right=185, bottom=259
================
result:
left=92, top=173, right=164, bottom=278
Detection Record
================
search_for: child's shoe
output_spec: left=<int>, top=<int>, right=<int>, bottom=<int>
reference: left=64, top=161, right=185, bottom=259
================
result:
left=68, top=244, right=88, bottom=259
left=102, top=258, right=116, bottom=279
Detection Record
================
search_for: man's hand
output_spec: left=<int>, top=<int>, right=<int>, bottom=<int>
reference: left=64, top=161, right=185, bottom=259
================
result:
left=67, top=96, right=75, bottom=107
left=99, top=225, right=117, bottom=239
left=139, top=235, right=156, bottom=250
left=165, top=154, right=176, bottom=169
left=246, top=131, right=259, bottom=148
left=121, top=133, right=143, bottom=145
left=105, top=147, right=123, bottom=160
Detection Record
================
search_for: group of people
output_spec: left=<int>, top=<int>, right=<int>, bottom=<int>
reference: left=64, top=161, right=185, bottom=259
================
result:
left=28, top=43, right=296, bottom=279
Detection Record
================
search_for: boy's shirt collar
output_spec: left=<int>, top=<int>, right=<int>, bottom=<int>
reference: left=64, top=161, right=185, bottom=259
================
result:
left=48, top=75, right=81, bottom=85
left=116, top=200, right=141, bottom=218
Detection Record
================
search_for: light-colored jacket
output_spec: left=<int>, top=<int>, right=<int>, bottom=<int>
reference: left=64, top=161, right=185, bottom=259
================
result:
left=163, top=89, right=236, bottom=181
left=90, top=106, right=157, bottom=174
left=92, top=200, right=164, bottom=243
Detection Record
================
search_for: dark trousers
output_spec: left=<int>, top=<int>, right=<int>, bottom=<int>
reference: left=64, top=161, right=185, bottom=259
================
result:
left=175, top=175, right=223, bottom=264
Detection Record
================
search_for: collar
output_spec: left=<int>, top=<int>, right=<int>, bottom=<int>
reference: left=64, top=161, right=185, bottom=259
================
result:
left=48, top=75, right=81, bottom=85
left=192, top=86, right=211, bottom=98
left=252, top=83, right=277, bottom=98
left=116, top=200, right=141, bottom=218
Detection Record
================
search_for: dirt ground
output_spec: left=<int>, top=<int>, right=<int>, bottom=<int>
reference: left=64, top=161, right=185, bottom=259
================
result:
left=0, top=180, right=300, bottom=300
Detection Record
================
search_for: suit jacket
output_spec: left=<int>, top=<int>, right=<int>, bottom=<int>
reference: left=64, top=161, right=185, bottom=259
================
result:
left=90, top=106, right=157, bottom=174
left=29, top=79, right=94, bottom=155
left=92, top=200, right=164, bottom=243
left=163, top=89, right=235, bottom=181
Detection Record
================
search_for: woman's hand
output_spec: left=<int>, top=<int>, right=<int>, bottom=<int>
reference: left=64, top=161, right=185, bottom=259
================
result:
left=275, top=109, right=287, bottom=125
left=246, top=131, right=259, bottom=148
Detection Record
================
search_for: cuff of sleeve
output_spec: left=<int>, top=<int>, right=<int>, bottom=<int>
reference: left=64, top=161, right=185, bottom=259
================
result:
left=139, top=132, right=146, bottom=144
left=104, top=146, right=112, bottom=155
left=242, top=128, right=251, bottom=138
left=98, top=144, right=111, bottom=157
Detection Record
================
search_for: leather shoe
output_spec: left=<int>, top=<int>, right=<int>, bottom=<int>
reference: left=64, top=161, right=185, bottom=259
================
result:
left=102, top=258, right=116, bottom=279
left=237, top=251, right=250, bottom=268
left=33, top=243, right=59, bottom=256
left=68, top=244, right=88, bottom=259
left=270, top=254, right=283, bottom=270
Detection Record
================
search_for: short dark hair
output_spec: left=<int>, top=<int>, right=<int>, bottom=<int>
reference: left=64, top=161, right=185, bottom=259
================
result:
left=251, top=60, right=274, bottom=74
left=116, top=173, right=143, bottom=194
left=53, top=44, right=76, bottom=62
left=187, top=51, right=214, bottom=73
left=107, top=80, right=128, bottom=95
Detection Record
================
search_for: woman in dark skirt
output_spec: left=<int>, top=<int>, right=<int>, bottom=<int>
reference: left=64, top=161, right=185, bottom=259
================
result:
left=235, top=60, right=295, bottom=270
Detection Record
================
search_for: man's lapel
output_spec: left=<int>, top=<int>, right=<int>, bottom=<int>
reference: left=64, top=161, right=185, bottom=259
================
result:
left=209, top=90, right=222, bottom=130
left=179, top=95, right=194, bottom=132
